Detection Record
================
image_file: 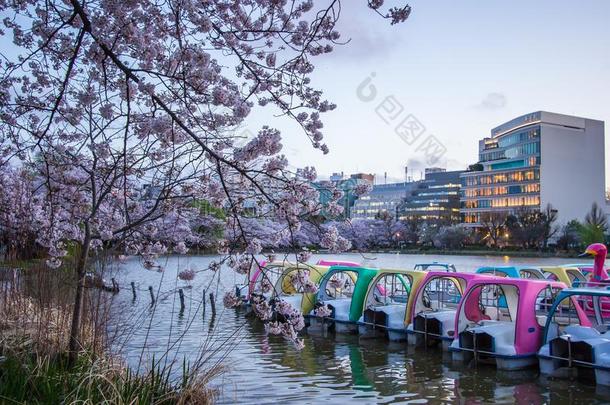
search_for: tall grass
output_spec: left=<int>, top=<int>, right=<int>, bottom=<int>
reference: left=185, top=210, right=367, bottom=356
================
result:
left=0, top=350, right=222, bottom=404
left=0, top=262, right=224, bottom=404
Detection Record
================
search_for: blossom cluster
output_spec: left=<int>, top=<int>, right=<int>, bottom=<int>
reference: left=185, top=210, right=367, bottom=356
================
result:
left=0, top=0, right=410, bottom=353
left=320, top=226, right=352, bottom=253
left=314, top=304, right=333, bottom=318
left=228, top=255, right=254, bottom=275
left=223, top=291, right=242, bottom=309
left=297, top=250, right=312, bottom=263
left=328, top=275, right=345, bottom=290
left=252, top=296, right=273, bottom=321
left=270, top=299, right=306, bottom=339
left=178, top=269, right=196, bottom=282
left=289, top=270, right=318, bottom=294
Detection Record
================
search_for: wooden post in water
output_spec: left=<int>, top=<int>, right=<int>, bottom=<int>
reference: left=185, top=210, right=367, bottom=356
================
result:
left=131, top=282, right=137, bottom=300
left=209, top=292, right=216, bottom=316
left=202, top=291, right=207, bottom=318
left=178, top=288, right=185, bottom=312
left=111, top=278, right=119, bottom=293
left=148, top=286, right=155, bottom=304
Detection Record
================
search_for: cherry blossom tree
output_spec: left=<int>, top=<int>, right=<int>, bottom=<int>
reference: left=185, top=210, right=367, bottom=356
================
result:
left=0, top=0, right=410, bottom=358
left=0, top=166, right=41, bottom=259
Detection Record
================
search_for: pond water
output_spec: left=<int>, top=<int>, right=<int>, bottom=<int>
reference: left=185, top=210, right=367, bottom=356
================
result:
left=108, top=253, right=610, bottom=404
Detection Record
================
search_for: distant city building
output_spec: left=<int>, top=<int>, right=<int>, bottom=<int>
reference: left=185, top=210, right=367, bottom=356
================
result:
left=352, top=181, right=420, bottom=220
left=350, top=172, right=375, bottom=183
left=425, top=167, right=446, bottom=174
left=313, top=174, right=374, bottom=219
left=460, top=111, right=605, bottom=226
left=329, top=172, right=345, bottom=182
left=140, top=184, right=162, bottom=200
left=397, top=170, right=462, bottom=223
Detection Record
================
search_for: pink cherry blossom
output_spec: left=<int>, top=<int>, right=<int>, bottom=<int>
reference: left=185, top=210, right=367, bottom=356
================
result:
left=297, top=250, right=312, bottom=263
left=329, top=276, right=345, bottom=290
left=314, top=304, right=332, bottom=318
left=178, top=269, right=196, bottom=281
left=223, top=291, right=242, bottom=309
left=0, top=0, right=410, bottom=355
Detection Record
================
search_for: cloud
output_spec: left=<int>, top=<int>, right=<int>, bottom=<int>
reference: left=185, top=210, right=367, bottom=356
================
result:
left=406, top=158, right=428, bottom=173
left=477, top=92, right=507, bottom=110
left=326, top=7, right=402, bottom=60
left=445, top=157, right=469, bottom=171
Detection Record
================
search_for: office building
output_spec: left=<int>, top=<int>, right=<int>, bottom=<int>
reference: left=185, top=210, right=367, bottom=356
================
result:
left=352, top=181, right=420, bottom=220
left=460, top=111, right=605, bottom=225
left=397, top=169, right=462, bottom=223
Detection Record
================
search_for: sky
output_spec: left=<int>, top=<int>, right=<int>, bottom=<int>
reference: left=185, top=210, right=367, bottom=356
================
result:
left=244, top=0, right=610, bottom=184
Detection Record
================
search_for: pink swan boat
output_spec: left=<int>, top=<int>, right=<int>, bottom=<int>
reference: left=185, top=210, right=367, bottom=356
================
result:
left=450, top=277, right=569, bottom=370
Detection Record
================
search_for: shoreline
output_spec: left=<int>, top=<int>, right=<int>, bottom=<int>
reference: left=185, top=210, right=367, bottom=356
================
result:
left=356, top=249, right=582, bottom=258
left=186, top=248, right=583, bottom=259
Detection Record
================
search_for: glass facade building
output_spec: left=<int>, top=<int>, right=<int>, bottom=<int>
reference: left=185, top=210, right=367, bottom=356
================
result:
left=397, top=170, right=462, bottom=223
left=461, top=112, right=543, bottom=225
left=352, top=181, right=419, bottom=219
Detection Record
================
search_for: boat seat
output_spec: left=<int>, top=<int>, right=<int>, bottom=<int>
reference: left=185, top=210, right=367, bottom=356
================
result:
left=326, top=298, right=352, bottom=321
left=423, top=310, right=457, bottom=337
left=564, top=325, right=604, bottom=340
left=471, top=321, right=516, bottom=354
left=484, top=307, right=512, bottom=322
left=373, top=305, right=406, bottom=329
left=280, top=294, right=303, bottom=311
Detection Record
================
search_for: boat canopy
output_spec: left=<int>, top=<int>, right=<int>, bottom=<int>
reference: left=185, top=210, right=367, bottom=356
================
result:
left=475, top=266, right=544, bottom=279
left=317, top=265, right=379, bottom=323
left=455, top=278, right=568, bottom=356
left=539, top=266, right=587, bottom=287
left=361, top=268, right=428, bottom=328
left=413, top=262, right=457, bottom=272
left=272, top=263, right=331, bottom=314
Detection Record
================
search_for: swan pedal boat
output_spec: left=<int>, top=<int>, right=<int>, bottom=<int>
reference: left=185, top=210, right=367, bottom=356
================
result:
left=238, top=259, right=359, bottom=313
left=406, top=271, right=497, bottom=350
left=308, top=265, right=379, bottom=334
left=538, top=287, right=610, bottom=385
left=449, top=277, right=568, bottom=370
left=356, top=268, right=427, bottom=341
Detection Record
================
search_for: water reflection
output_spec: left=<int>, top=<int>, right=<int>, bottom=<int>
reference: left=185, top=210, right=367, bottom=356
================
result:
left=235, top=316, right=584, bottom=404
left=107, top=253, right=610, bottom=404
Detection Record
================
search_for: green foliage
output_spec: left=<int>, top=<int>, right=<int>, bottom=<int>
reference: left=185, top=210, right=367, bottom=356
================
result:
left=578, top=222, right=605, bottom=247
left=578, top=203, right=608, bottom=246
left=191, top=199, right=226, bottom=220
left=0, top=352, right=216, bottom=404
left=556, top=219, right=583, bottom=250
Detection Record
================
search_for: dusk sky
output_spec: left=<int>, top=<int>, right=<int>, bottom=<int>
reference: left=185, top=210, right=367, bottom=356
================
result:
left=245, top=1, right=610, bottom=183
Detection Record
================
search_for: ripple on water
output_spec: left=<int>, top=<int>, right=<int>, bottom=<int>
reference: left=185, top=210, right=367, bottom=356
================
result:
left=108, top=253, right=610, bottom=404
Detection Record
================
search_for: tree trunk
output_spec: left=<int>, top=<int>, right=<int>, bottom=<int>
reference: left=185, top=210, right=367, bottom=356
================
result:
left=68, top=228, right=91, bottom=367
